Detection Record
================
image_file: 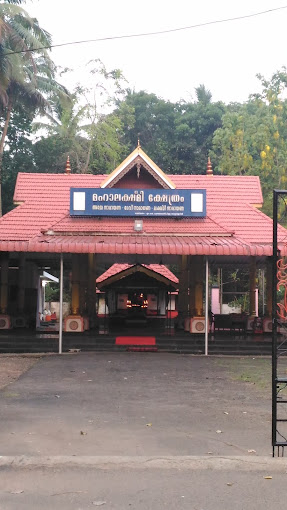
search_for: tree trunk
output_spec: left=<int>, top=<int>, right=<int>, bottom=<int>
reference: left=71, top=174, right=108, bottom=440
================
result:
left=0, top=96, right=13, bottom=217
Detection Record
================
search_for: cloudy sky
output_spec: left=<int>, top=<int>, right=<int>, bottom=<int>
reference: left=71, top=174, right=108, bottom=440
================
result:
left=25, top=0, right=287, bottom=104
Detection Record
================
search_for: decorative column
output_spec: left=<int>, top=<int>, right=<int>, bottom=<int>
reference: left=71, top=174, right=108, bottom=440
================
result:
left=188, top=256, right=196, bottom=317
left=0, top=252, right=11, bottom=329
left=249, top=257, right=257, bottom=316
left=79, top=254, right=88, bottom=314
left=64, top=253, right=85, bottom=332
left=0, top=253, right=9, bottom=314
left=79, top=254, right=89, bottom=330
left=190, top=255, right=205, bottom=334
left=71, top=254, right=80, bottom=315
left=177, top=255, right=188, bottom=329
left=87, top=254, right=97, bottom=322
left=17, top=254, right=26, bottom=314
left=194, top=256, right=204, bottom=317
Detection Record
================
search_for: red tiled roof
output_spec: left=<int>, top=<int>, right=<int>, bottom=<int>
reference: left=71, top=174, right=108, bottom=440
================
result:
left=0, top=169, right=283, bottom=256
left=1, top=233, right=272, bottom=257
left=13, top=172, right=262, bottom=204
left=97, top=263, right=179, bottom=284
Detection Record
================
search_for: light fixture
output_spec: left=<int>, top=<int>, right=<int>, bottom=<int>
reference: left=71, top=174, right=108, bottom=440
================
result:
left=134, top=219, right=143, bottom=232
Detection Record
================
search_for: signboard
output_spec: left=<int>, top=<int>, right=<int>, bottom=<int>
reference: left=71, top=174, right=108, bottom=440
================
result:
left=70, top=188, right=206, bottom=218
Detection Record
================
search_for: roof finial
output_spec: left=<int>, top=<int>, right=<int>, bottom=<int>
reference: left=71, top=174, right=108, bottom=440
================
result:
left=206, top=156, right=213, bottom=176
left=65, top=156, right=71, bottom=175
left=137, top=137, right=141, bottom=149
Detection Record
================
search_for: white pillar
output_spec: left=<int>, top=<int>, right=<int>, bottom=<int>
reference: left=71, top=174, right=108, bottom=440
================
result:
left=205, top=257, right=209, bottom=356
left=59, top=254, right=63, bottom=355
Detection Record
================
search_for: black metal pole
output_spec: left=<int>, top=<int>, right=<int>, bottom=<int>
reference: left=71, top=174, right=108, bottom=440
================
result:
left=272, top=190, right=279, bottom=455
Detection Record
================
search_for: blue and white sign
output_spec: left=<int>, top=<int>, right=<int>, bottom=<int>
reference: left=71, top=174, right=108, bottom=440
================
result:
left=70, top=188, right=206, bottom=218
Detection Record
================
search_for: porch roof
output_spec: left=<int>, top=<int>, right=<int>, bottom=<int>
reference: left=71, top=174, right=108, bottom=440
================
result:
left=97, top=263, right=179, bottom=288
left=0, top=233, right=275, bottom=257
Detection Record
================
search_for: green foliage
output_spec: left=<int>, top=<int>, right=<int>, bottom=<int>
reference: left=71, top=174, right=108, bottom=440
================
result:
left=116, top=89, right=225, bottom=174
left=33, top=134, right=88, bottom=174
left=212, top=69, right=287, bottom=216
left=89, top=113, right=127, bottom=174
left=32, top=61, right=129, bottom=174
left=116, top=90, right=178, bottom=171
left=44, top=280, right=70, bottom=303
left=0, top=0, right=69, bottom=214
left=2, top=101, right=34, bottom=213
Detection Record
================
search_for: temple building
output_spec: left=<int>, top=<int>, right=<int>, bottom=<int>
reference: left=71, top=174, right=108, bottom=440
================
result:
left=0, top=144, right=285, bottom=352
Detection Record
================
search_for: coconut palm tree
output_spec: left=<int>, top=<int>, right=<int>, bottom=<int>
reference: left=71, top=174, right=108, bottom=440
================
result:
left=0, top=0, right=69, bottom=214
left=0, top=1, right=53, bottom=103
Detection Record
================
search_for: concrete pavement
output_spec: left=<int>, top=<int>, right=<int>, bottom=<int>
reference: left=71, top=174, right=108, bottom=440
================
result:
left=0, top=352, right=284, bottom=509
left=0, top=456, right=287, bottom=510
left=0, top=353, right=274, bottom=456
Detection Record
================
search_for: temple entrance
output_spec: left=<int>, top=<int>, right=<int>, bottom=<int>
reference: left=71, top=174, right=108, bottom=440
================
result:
left=0, top=144, right=282, bottom=354
left=96, top=263, right=178, bottom=336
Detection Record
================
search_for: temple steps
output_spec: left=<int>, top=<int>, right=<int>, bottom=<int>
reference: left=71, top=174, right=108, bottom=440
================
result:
left=0, top=330, right=279, bottom=355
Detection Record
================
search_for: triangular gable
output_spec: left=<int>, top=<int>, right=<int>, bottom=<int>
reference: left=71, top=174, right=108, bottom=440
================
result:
left=100, top=146, right=175, bottom=189
left=97, top=263, right=178, bottom=289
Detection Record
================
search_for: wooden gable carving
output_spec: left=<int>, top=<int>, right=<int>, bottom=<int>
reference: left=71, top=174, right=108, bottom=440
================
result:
left=100, top=146, right=175, bottom=190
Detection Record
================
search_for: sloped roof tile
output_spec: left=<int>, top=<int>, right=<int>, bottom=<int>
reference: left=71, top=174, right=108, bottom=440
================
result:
left=0, top=165, right=282, bottom=256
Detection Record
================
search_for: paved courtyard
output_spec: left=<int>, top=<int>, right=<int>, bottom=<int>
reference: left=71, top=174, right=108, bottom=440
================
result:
left=0, top=353, right=274, bottom=457
left=2, top=353, right=287, bottom=509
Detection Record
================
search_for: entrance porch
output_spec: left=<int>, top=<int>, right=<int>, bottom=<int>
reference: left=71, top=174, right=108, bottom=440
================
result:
left=0, top=249, right=276, bottom=355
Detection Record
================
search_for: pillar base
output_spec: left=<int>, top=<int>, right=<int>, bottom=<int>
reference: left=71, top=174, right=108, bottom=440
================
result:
left=246, top=315, right=256, bottom=332
left=83, top=316, right=89, bottom=331
left=0, top=314, right=11, bottom=329
left=12, top=315, right=28, bottom=328
left=262, top=317, right=281, bottom=333
left=184, top=317, right=190, bottom=332
left=190, top=316, right=207, bottom=334
left=64, top=315, right=85, bottom=333
left=262, top=317, right=272, bottom=333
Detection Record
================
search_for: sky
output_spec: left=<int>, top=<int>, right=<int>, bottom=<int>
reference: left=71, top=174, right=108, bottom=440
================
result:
left=25, top=0, right=287, bottom=105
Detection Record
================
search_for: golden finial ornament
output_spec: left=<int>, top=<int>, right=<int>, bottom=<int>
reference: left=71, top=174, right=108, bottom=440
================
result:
left=206, top=157, right=213, bottom=176
left=65, top=156, right=71, bottom=175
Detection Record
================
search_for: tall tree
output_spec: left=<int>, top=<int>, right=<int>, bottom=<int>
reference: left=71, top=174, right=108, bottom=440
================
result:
left=33, top=61, right=128, bottom=174
left=212, top=69, right=287, bottom=215
left=116, top=89, right=225, bottom=174
left=2, top=100, right=34, bottom=213
left=33, top=86, right=90, bottom=173
left=0, top=0, right=68, bottom=214
left=195, top=84, right=212, bottom=105
left=116, top=90, right=179, bottom=171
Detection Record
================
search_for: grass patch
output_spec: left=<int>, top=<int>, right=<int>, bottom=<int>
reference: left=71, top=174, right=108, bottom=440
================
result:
left=214, top=357, right=275, bottom=391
